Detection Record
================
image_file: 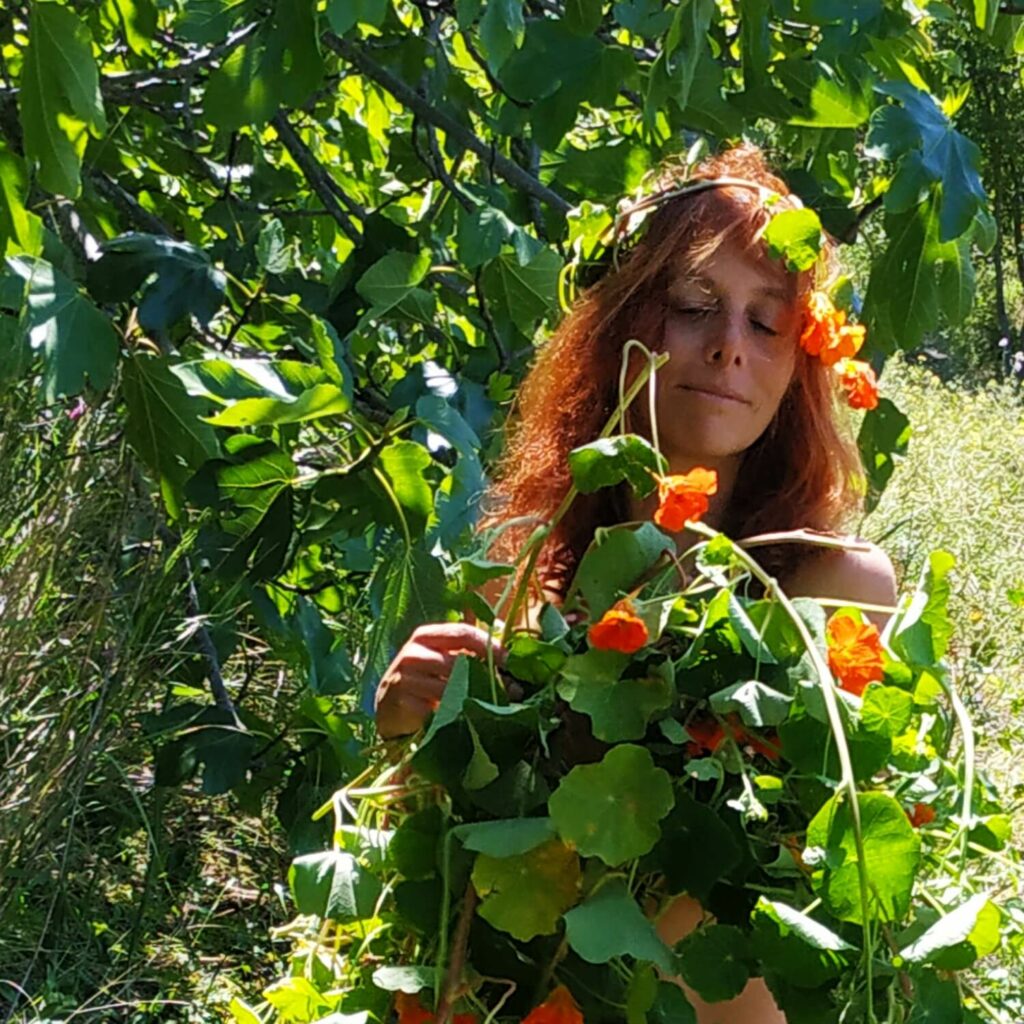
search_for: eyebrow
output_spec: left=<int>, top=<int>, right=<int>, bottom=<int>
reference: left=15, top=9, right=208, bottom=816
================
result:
left=668, top=277, right=792, bottom=303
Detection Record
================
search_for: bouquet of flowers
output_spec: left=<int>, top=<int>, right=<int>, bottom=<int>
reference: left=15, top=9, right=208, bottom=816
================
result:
left=250, top=351, right=1007, bottom=1024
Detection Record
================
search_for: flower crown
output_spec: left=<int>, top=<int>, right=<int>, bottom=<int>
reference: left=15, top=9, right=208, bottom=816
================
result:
left=602, top=176, right=880, bottom=412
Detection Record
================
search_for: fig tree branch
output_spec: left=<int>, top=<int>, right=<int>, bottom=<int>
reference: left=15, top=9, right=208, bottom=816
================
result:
left=324, top=32, right=573, bottom=217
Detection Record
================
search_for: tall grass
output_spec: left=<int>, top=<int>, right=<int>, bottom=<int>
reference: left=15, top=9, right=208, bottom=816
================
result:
left=863, top=358, right=1024, bottom=784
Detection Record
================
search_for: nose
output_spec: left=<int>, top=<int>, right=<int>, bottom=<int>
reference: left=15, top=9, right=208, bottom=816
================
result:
left=703, top=309, right=745, bottom=366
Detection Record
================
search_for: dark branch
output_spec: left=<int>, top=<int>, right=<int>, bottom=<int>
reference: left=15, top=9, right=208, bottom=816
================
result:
left=324, top=32, right=572, bottom=216
left=837, top=194, right=884, bottom=246
left=271, top=112, right=364, bottom=243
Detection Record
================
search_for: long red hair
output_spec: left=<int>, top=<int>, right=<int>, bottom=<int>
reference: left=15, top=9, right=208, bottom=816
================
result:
left=481, top=144, right=864, bottom=593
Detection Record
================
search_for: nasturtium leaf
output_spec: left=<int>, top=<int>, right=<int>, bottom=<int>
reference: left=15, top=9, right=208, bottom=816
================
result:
left=557, top=651, right=674, bottom=742
left=644, top=790, right=741, bottom=901
left=122, top=355, right=220, bottom=518
left=356, top=250, right=432, bottom=317
left=549, top=744, right=674, bottom=865
left=571, top=522, right=673, bottom=618
left=860, top=684, right=913, bottom=738
left=563, top=877, right=674, bottom=972
left=463, top=718, right=499, bottom=790
left=453, top=817, right=556, bottom=856
left=806, top=792, right=921, bottom=923
left=762, top=208, right=825, bottom=271
left=892, top=551, right=955, bottom=667
left=390, top=807, right=443, bottom=880
left=568, top=434, right=667, bottom=498
left=480, top=248, right=562, bottom=333
left=727, top=594, right=778, bottom=665
left=710, top=679, right=792, bottom=727
left=676, top=925, right=752, bottom=1003
left=471, top=839, right=580, bottom=941
left=898, top=893, right=1000, bottom=970
left=626, top=963, right=658, bottom=1024
left=648, top=982, right=697, bottom=1024
left=371, top=965, right=434, bottom=994
left=505, top=636, right=566, bottom=685
left=907, top=970, right=963, bottom=1024
left=379, top=439, right=434, bottom=538
left=289, top=849, right=382, bottom=922
left=7, top=256, right=119, bottom=401
left=750, top=898, right=853, bottom=987
left=19, top=2, right=107, bottom=198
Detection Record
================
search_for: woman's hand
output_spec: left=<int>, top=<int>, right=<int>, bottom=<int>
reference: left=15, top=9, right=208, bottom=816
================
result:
left=374, top=623, right=506, bottom=739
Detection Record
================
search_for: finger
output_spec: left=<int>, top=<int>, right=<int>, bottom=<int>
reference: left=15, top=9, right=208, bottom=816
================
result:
left=412, top=623, right=507, bottom=664
left=378, top=694, right=435, bottom=739
left=396, top=672, right=448, bottom=703
left=399, top=641, right=453, bottom=675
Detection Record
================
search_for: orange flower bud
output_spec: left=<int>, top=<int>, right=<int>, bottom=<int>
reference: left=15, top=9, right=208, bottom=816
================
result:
left=826, top=611, right=885, bottom=696
left=588, top=601, right=649, bottom=654
left=653, top=467, right=718, bottom=532
left=835, top=358, right=879, bottom=410
left=522, top=985, right=584, bottom=1024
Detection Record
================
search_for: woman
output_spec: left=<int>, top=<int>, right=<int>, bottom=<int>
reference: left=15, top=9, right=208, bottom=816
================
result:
left=375, top=144, right=898, bottom=1021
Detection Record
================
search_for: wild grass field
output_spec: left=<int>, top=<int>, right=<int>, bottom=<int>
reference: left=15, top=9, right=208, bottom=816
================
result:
left=1, top=359, right=1022, bottom=1022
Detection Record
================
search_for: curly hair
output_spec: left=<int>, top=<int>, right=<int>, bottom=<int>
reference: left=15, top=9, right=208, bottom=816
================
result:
left=480, top=143, right=864, bottom=596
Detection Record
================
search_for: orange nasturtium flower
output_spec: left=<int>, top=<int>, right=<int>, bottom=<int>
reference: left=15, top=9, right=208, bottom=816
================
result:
left=522, top=985, right=584, bottom=1024
left=826, top=611, right=885, bottom=696
left=588, top=600, right=649, bottom=654
left=395, top=994, right=476, bottom=1024
left=653, top=467, right=718, bottom=532
left=835, top=357, right=880, bottom=411
left=800, top=291, right=866, bottom=367
left=908, top=802, right=937, bottom=828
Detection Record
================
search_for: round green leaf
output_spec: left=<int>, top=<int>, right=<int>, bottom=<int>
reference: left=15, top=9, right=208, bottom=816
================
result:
left=563, top=877, right=674, bottom=972
left=860, top=684, right=913, bottom=738
left=549, top=744, right=674, bottom=865
left=471, top=839, right=580, bottom=941
left=676, top=924, right=752, bottom=1003
left=557, top=652, right=674, bottom=742
left=806, top=792, right=921, bottom=924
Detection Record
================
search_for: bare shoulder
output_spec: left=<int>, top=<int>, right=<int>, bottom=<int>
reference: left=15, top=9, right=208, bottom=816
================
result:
left=784, top=538, right=898, bottom=611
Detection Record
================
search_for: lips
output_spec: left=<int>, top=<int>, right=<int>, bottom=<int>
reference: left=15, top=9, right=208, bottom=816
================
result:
left=679, top=384, right=750, bottom=405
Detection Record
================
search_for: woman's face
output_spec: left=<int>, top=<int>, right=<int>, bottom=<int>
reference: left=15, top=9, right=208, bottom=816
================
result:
left=654, top=236, right=802, bottom=468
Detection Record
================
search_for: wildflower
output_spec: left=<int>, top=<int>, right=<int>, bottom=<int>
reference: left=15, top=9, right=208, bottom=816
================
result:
left=522, top=985, right=584, bottom=1024
left=826, top=611, right=885, bottom=697
left=653, top=467, right=718, bottom=532
left=588, top=600, right=649, bottom=654
left=800, top=291, right=866, bottom=367
left=908, top=803, right=936, bottom=828
left=835, top=358, right=879, bottom=411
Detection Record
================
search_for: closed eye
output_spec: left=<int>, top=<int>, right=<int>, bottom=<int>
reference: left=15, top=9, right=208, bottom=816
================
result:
left=751, top=319, right=779, bottom=336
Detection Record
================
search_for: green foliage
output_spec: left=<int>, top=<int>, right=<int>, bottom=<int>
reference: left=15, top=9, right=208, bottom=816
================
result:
left=2, top=0, right=1022, bottom=1019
